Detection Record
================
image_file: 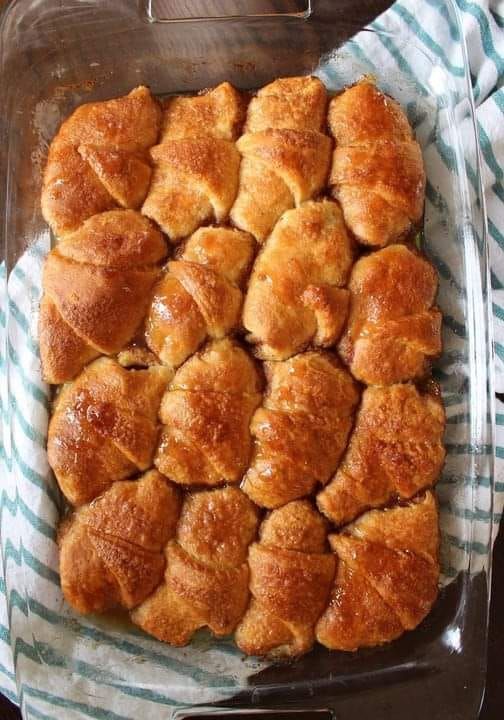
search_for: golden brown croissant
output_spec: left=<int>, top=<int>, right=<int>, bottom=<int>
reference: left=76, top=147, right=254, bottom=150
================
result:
left=39, top=210, right=167, bottom=384
left=230, top=76, right=331, bottom=242
left=244, top=76, right=327, bottom=133
left=242, top=352, right=359, bottom=508
left=131, top=486, right=258, bottom=644
left=48, top=358, right=171, bottom=506
left=338, top=244, right=442, bottom=385
left=317, top=383, right=445, bottom=526
left=316, top=491, right=439, bottom=651
left=42, top=86, right=161, bottom=237
left=59, top=470, right=180, bottom=614
left=155, top=339, right=262, bottom=486
left=141, top=83, right=244, bottom=241
left=161, top=82, right=245, bottom=141
left=243, top=200, right=353, bottom=360
left=145, top=226, right=255, bottom=368
left=328, top=79, right=425, bottom=247
left=235, top=500, right=336, bottom=658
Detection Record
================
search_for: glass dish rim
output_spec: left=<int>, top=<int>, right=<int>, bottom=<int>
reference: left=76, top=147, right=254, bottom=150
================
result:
left=0, top=0, right=495, bottom=716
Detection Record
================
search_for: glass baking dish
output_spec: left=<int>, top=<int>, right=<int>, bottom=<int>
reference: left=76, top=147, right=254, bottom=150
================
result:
left=0, top=1, right=494, bottom=718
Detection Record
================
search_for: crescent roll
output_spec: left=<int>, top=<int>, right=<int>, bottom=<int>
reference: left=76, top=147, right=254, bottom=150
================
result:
left=338, top=244, right=442, bottom=385
left=316, top=492, right=439, bottom=651
left=131, top=486, right=258, bottom=644
left=145, top=226, right=254, bottom=368
left=235, top=501, right=336, bottom=658
left=42, top=86, right=161, bottom=237
left=59, top=470, right=180, bottom=614
left=48, top=358, right=171, bottom=506
left=242, top=352, right=360, bottom=509
left=317, top=383, right=446, bottom=526
left=244, top=76, right=328, bottom=133
left=328, top=79, right=425, bottom=247
left=161, top=81, right=245, bottom=141
left=243, top=200, right=353, bottom=360
left=141, top=83, right=244, bottom=241
left=230, top=76, right=331, bottom=242
left=40, top=210, right=167, bottom=384
left=155, top=339, right=262, bottom=486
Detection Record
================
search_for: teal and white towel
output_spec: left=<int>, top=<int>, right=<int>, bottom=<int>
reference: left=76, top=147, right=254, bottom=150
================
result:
left=1, top=1, right=503, bottom=717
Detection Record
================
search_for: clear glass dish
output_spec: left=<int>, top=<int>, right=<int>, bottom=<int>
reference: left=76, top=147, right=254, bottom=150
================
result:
left=0, top=1, right=494, bottom=718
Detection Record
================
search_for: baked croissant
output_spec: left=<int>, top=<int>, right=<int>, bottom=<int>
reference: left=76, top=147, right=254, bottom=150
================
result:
left=161, top=81, right=245, bottom=141
left=145, top=226, right=254, bottom=368
left=48, top=358, right=171, bottom=506
left=317, top=383, right=446, bottom=526
left=230, top=76, right=331, bottom=242
left=131, top=486, right=258, bottom=644
left=243, top=200, right=353, bottom=360
left=141, top=83, right=244, bottom=241
left=242, top=352, right=359, bottom=508
left=42, top=86, right=161, bottom=237
left=59, top=470, right=181, bottom=614
left=316, top=491, right=439, bottom=651
left=338, top=244, right=442, bottom=385
left=328, top=79, right=425, bottom=247
left=235, top=500, right=336, bottom=658
left=244, top=76, right=328, bottom=134
left=155, top=339, right=262, bottom=486
left=39, top=210, right=167, bottom=384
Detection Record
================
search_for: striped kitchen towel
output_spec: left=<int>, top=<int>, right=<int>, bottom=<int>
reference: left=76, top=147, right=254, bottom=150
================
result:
left=0, top=0, right=503, bottom=717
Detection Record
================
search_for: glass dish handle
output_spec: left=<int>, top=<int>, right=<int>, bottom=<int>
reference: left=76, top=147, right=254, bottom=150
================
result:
left=173, top=708, right=335, bottom=720
left=142, top=0, right=312, bottom=22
